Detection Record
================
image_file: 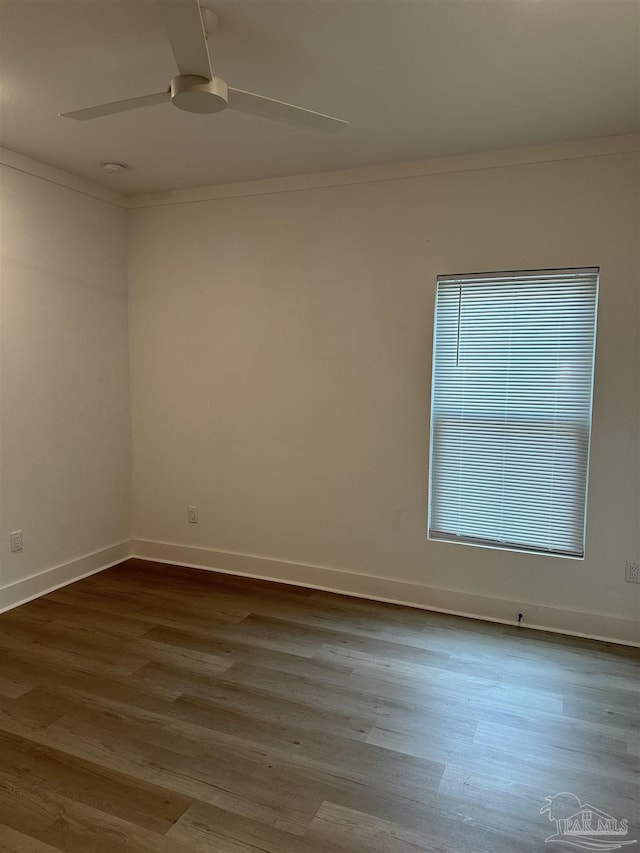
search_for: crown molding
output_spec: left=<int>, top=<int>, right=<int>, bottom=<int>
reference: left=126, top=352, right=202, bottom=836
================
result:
left=127, top=133, right=640, bottom=210
left=2, top=135, right=636, bottom=211
left=0, top=147, right=127, bottom=208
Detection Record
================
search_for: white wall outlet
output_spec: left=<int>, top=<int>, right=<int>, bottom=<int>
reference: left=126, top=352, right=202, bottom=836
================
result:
left=625, top=561, right=640, bottom=583
left=10, top=530, right=23, bottom=552
left=187, top=506, right=199, bottom=524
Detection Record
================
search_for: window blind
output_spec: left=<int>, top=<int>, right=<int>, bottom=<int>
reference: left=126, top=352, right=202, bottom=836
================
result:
left=428, top=268, right=599, bottom=558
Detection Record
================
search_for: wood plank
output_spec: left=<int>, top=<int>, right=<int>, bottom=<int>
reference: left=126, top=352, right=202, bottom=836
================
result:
left=0, top=728, right=192, bottom=834
left=0, top=825, right=64, bottom=853
left=306, top=802, right=437, bottom=853
left=0, top=557, right=637, bottom=853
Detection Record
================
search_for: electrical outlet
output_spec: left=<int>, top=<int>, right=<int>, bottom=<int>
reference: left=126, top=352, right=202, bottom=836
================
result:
left=187, top=506, right=199, bottom=524
left=10, top=530, right=23, bottom=552
left=625, top=561, right=640, bottom=583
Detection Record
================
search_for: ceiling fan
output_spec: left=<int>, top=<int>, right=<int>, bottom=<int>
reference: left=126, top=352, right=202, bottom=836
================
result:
left=60, top=0, right=348, bottom=132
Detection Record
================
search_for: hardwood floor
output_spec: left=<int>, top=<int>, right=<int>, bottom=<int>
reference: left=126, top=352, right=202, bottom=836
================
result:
left=0, top=558, right=638, bottom=852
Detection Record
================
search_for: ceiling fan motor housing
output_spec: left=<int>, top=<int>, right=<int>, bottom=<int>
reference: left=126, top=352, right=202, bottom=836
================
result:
left=170, top=75, right=228, bottom=114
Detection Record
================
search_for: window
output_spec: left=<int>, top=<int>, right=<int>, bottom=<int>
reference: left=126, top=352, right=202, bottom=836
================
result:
left=428, top=268, right=599, bottom=558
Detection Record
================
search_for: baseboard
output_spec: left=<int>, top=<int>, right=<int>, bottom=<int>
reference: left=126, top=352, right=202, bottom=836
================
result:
left=0, top=540, right=133, bottom=613
left=132, top=540, right=640, bottom=648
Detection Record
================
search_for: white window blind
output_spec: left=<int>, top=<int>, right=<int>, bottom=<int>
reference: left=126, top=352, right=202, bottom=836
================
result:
left=428, top=268, right=599, bottom=558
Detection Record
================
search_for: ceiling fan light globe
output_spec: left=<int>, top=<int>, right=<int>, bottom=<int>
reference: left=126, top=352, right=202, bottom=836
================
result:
left=170, top=75, right=228, bottom=114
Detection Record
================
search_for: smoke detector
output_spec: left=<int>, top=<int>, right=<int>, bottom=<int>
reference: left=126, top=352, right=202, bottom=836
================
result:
left=101, top=161, right=128, bottom=175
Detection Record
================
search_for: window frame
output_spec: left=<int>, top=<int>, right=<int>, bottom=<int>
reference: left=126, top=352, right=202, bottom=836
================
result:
left=427, top=266, right=599, bottom=559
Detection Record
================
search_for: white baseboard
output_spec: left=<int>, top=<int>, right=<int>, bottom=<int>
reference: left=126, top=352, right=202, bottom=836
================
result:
left=0, top=540, right=132, bottom=613
left=132, top=540, right=640, bottom=648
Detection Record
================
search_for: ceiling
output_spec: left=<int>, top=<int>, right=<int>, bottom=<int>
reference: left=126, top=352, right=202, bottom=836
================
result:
left=0, top=0, right=638, bottom=196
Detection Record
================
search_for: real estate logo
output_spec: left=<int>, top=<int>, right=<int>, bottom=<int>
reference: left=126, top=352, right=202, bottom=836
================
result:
left=541, top=792, right=636, bottom=850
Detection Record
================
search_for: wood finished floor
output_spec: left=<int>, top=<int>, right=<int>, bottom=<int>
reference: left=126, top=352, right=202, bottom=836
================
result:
left=0, top=559, right=638, bottom=853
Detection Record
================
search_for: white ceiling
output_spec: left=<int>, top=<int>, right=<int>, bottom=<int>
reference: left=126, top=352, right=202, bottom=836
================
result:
left=0, top=0, right=638, bottom=196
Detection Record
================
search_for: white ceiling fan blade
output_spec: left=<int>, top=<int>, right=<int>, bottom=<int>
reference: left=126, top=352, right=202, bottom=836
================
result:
left=60, top=91, right=171, bottom=121
left=228, top=88, right=349, bottom=133
left=156, top=0, right=212, bottom=80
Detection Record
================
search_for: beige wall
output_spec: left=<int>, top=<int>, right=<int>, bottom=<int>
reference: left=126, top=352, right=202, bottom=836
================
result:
left=129, top=143, right=639, bottom=638
left=0, top=155, right=131, bottom=604
left=2, top=141, right=636, bottom=639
